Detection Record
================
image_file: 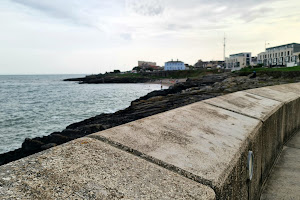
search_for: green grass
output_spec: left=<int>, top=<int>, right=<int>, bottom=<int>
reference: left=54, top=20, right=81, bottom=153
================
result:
left=240, top=66, right=300, bottom=72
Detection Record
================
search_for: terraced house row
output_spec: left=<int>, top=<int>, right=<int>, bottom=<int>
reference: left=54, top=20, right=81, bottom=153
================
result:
left=226, top=43, right=300, bottom=71
left=257, top=43, right=300, bottom=67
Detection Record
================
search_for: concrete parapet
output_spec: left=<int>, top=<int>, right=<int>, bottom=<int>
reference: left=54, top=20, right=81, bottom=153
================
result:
left=0, top=137, right=215, bottom=199
left=204, top=91, right=284, bottom=199
left=247, top=85, right=300, bottom=143
left=1, top=82, right=300, bottom=199
left=91, top=102, right=261, bottom=199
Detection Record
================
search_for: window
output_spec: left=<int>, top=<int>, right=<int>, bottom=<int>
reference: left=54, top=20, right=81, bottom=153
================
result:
left=288, top=51, right=290, bottom=55
left=281, top=52, right=283, bottom=56
left=275, top=53, right=277, bottom=57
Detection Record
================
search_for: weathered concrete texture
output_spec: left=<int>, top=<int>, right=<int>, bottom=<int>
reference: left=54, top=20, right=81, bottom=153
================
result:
left=203, top=91, right=283, bottom=121
left=245, top=86, right=299, bottom=103
left=268, top=82, right=300, bottom=94
left=203, top=91, right=285, bottom=198
left=246, top=85, right=300, bottom=143
left=0, top=137, right=216, bottom=200
left=261, top=131, right=300, bottom=200
left=286, top=129, right=300, bottom=149
left=265, top=84, right=300, bottom=143
left=92, top=102, right=262, bottom=199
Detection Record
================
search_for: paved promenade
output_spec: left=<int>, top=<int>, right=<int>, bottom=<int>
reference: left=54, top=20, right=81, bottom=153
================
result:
left=261, top=130, right=300, bottom=199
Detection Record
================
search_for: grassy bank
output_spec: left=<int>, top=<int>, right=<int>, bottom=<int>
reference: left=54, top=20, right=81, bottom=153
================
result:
left=238, top=66, right=300, bottom=79
left=240, top=66, right=300, bottom=72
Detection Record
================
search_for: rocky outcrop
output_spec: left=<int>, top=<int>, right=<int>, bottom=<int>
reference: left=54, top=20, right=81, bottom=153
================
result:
left=1, top=72, right=299, bottom=165
left=64, top=75, right=151, bottom=84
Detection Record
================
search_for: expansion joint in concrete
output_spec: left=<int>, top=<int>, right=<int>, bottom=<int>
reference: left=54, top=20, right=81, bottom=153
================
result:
left=244, top=91, right=286, bottom=104
left=87, top=134, right=215, bottom=190
left=203, top=101, right=262, bottom=122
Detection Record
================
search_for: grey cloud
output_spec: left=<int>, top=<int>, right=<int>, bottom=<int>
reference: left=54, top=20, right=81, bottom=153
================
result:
left=167, top=24, right=193, bottom=31
left=10, top=0, right=122, bottom=28
left=240, top=7, right=273, bottom=23
left=163, top=0, right=281, bottom=22
left=126, top=0, right=164, bottom=16
left=120, top=33, right=132, bottom=40
left=11, top=0, right=78, bottom=22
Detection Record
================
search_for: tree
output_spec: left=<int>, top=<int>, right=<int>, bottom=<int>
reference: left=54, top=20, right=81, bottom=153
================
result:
left=132, top=66, right=142, bottom=72
left=113, top=70, right=121, bottom=73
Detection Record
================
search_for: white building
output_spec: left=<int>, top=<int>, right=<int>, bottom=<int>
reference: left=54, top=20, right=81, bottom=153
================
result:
left=257, top=43, right=300, bottom=67
left=164, top=60, right=186, bottom=71
left=225, top=52, right=251, bottom=71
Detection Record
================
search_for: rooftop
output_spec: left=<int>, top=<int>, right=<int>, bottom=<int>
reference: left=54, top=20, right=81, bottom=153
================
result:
left=266, top=43, right=300, bottom=51
left=166, top=60, right=184, bottom=63
left=230, top=52, right=251, bottom=57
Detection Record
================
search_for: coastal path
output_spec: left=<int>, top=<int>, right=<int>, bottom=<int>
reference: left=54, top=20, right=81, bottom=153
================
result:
left=260, top=130, right=300, bottom=199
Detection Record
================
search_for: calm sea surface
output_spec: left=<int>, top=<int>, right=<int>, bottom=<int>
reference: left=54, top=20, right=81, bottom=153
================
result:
left=0, top=75, right=163, bottom=154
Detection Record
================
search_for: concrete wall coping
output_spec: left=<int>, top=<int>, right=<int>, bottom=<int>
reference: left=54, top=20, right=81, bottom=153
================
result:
left=203, top=91, right=283, bottom=121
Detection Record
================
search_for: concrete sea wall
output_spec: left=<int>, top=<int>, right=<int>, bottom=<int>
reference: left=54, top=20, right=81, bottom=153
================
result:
left=1, top=83, right=300, bottom=199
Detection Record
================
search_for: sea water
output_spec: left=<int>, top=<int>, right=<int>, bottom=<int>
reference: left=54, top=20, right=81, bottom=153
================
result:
left=0, top=75, right=163, bottom=154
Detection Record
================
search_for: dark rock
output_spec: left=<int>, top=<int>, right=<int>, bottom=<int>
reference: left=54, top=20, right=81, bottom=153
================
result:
left=1, top=72, right=300, bottom=166
left=41, top=143, right=57, bottom=150
left=64, top=76, right=151, bottom=84
left=22, top=138, right=44, bottom=152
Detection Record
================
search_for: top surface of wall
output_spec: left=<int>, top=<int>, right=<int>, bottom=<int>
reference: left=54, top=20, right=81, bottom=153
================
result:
left=0, top=137, right=215, bottom=199
left=92, top=102, right=261, bottom=187
left=246, top=87, right=300, bottom=103
left=203, top=91, right=283, bottom=121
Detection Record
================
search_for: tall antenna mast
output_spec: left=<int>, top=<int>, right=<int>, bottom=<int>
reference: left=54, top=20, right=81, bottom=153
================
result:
left=223, top=33, right=226, bottom=62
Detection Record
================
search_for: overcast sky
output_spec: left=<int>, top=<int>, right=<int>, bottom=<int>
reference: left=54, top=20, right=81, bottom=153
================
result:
left=1, top=0, right=299, bottom=74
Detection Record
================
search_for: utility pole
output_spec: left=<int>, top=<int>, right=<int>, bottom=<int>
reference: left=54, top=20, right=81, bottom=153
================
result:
left=224, top=34, right=226, bottom=61
left=223, top=34, right=226, bottom=68
left=265, top=41, right=270, bottom=51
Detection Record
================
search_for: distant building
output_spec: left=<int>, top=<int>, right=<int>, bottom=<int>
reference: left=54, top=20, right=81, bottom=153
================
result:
left=164, top=60, right=186, bottom=71
left=136, top=61, right=163, bottom=71
left=203, top=61, right=224, bottom=69
left=194, top=60, right=205, bottom=68
left=225, top=52, right=251, bottom=71
left=251, top=57, right=258, bottom=66
left=138, top=61, right=156, bottom=68
left=150, top=66, right=164, bottom=71
left=257, top=43, right=300, bottom=67
left=194, top=60, right=224, bottom=69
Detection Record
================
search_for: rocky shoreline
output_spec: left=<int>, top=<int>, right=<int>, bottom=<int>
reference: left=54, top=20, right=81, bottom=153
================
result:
left=1, top=72, right=299, bottom=165
left=64, top=75, right=151, bottom=84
